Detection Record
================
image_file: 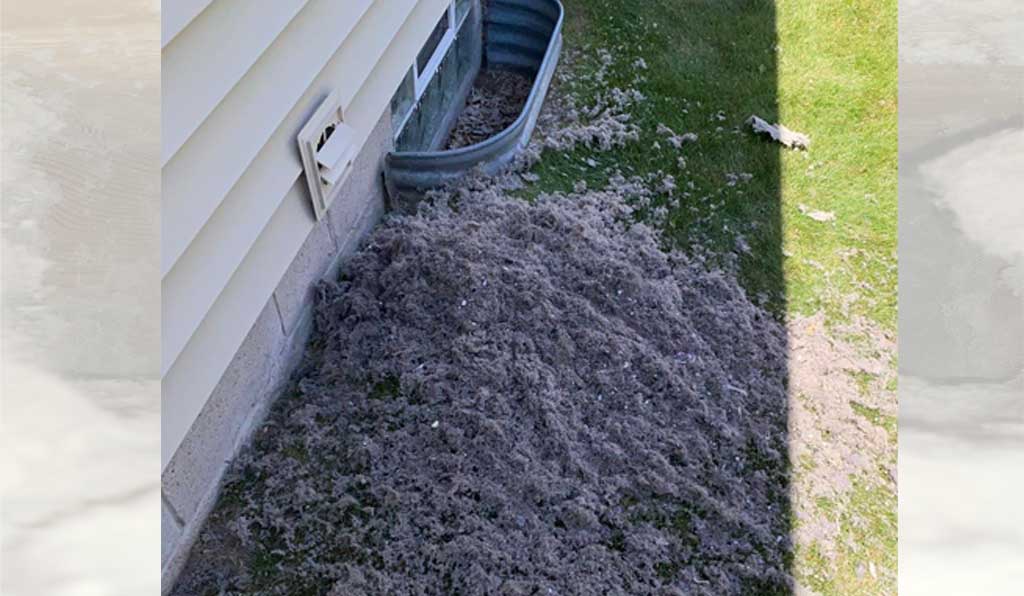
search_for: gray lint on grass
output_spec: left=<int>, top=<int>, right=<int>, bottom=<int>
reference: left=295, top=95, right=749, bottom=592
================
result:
left=172, top=184, right=793, bottom=595
left=445, top=69, right=533, bottom=150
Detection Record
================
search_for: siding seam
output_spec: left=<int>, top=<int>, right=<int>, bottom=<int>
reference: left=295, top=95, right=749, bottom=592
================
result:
left=325, top=216, right=340, bottom=250
left=271, top=294, right=289, bottom=337
left=162, top=492, right=186, bottom=528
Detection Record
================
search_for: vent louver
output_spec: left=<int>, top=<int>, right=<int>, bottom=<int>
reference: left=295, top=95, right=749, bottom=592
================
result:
left=298, top=91, right=356, bottom=220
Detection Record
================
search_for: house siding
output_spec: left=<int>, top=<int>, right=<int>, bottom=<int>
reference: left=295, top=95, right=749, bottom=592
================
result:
left=160, top=0, right=450, bottom=590
left=161, top=0, right=215, bottom=47
left=160, top=0, right=418, bottom=377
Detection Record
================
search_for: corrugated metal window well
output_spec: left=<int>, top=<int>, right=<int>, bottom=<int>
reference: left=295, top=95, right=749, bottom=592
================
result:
left=385, top=0, right=564, bottom=200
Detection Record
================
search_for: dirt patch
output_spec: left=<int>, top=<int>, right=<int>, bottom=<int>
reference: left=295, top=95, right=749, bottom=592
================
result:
left=444, top=69, right=533, bottom=150
left=787, top=313, right=896, bottom=567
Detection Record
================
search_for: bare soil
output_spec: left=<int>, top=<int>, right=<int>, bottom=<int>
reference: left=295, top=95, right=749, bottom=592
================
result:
left=787, top=313, right=896, bottom=567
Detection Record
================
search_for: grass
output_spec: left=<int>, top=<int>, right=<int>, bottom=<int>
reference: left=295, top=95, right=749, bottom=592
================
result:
left=798, top=478, right=898, bottom=595
left=529, top=0, right=897, bottom=332
left=527, top=0, right=897, bottom=593
left=850, top=399, right=897, bottom=442
left=776, top=0, right=897, bottom=330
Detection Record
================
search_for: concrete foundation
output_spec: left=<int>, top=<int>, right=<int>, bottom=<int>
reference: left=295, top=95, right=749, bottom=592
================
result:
left=160, top=106, right=393, bottom=593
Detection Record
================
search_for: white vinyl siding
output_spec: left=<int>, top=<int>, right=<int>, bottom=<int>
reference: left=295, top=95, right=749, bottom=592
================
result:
left=160, top=0, right=377, bottom=276
left=161, top=0, right=423, bottom=377
left=161, top=0, right=311, bottom=166
left=162, top=0, right=450, bottom=468
left=161, top=0, right=215, bottom=48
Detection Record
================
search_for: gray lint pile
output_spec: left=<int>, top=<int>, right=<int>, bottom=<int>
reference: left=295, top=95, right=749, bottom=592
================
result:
left=445, top=69, right=533, bottom=149
left=172, top=192, right=792, bottom=595
left=172, top=51, right=793, bottom=596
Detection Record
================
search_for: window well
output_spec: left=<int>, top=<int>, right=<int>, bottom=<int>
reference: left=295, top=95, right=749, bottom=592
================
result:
left=385, top=0, right=565, bottom=202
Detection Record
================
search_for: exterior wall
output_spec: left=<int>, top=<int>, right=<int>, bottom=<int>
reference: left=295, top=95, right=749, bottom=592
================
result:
left=162, top=0, right=215, bottom=47
left=161, top=108, right=392, bottom=590
left=160, top=0, right=451, bottom=591
left=162, top=0, right=450, bottom=469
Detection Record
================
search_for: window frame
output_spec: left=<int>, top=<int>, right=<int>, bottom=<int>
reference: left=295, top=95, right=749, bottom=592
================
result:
left=454, top=0, right=471, bottom=29
left=390, top=66, right=416, bottom=135
left=393, top=1, right=473, bottom=139
left=412, top=3, right=457, bottom=98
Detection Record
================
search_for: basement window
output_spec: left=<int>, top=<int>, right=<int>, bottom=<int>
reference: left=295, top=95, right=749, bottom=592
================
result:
left=417, top=12, right=450, bottom=76
left=414, top=5, right=458, bottom=97
left=391, top=67, right=415, bottom=134
left=455, top=0, right=471, bottom=27
left=393, top=1, right=471, bottom=137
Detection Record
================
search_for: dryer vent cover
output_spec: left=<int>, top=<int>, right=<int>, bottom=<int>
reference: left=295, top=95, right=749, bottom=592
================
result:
left=298, top=91, right=356, bottom=220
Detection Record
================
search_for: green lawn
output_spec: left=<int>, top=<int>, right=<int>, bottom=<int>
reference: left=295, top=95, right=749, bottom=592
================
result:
left=530, top=0, right=897, bottom=331
left=776, top=0, right=897, bottom=330
left=525, top=0, right=897, bottom=593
